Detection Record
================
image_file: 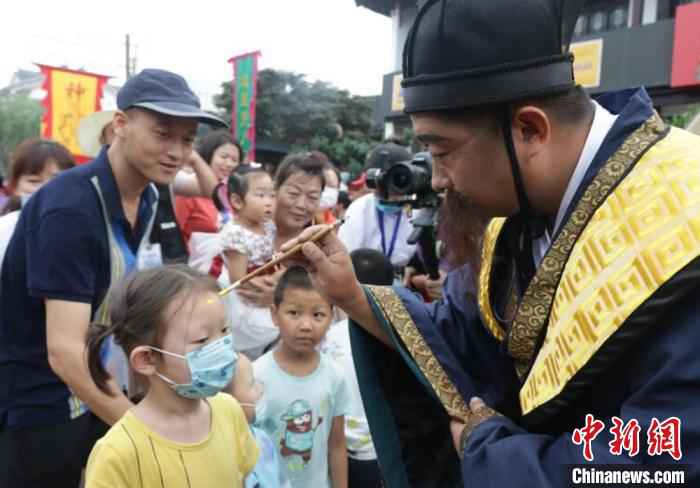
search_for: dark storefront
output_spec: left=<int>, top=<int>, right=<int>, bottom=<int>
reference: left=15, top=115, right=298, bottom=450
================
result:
left=358, top=0, right=700, bottom=133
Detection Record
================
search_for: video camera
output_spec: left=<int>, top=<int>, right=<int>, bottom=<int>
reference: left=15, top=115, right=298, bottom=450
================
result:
left=365, top=152, right=440, bottom=209
left=366, top=152, right=443, bottom=279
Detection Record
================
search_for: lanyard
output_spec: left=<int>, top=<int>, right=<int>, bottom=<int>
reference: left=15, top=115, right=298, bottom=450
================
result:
left=377, top=209, right=402, bottom=259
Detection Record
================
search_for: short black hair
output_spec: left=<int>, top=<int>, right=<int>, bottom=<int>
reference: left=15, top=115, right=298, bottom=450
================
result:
left=274, top=152, right=326, bottom=190
left=197, top=129, right=244, bottom=165
left=227, top=164, right=268, bottom=199
left=337, top=191, right=351, bottom=210
left=350, top=249, right=395, bottom=286
left=526, top=85, right=594, bottom=126
left=273, top=266, right=325, bottom=307
left=442, top=85, right=593, bottom=130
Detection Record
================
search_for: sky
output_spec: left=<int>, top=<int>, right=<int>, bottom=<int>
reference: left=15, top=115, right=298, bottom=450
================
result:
left=0, top=0, right=394, bottom=110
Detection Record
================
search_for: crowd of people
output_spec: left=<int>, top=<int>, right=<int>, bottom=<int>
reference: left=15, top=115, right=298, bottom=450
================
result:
left=3, top=1, right=700, bottom=487
left=0, top=67, right=444, bottom=488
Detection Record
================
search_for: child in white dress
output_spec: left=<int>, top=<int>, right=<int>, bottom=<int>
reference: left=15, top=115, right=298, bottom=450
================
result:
left=220, top=165, right=279, bottom=358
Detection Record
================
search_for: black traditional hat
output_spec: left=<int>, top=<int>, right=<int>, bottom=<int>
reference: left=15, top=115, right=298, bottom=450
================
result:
left=402, top=0, right=586, bottom=243
left=401, top=0, right=585, bottom=113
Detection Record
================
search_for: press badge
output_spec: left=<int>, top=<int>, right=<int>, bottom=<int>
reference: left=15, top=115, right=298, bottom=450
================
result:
left=137, top=243, right=163, bottom=270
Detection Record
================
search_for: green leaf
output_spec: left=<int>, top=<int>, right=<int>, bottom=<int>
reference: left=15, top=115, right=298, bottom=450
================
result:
left=0, top=96, right=43, bottom=176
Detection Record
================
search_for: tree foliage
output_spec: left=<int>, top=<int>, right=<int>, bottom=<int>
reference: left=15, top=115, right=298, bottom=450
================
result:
left=213, top=69, right=380, bottom=169
left=302, top=132, right=374, bottom=176
left=0, top=96, right=43, bottom=175
left=664, top=105, right=700, bottom=129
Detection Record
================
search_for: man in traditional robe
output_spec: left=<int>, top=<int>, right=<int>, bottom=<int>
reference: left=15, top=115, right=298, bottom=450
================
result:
left=281, top=0, right=700, bottom=486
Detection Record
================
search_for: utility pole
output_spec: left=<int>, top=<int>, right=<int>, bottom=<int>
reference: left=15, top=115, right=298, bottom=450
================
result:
left=131, top=43, right=137, bottom=77
left=125, top=34, right=132, bottom=79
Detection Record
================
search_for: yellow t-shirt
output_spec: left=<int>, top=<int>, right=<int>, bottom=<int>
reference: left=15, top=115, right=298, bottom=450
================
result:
left=85, top=393, right=259, bottom=488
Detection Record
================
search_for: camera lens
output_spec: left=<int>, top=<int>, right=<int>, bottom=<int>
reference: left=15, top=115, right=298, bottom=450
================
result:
left=390, top=166, right=412, bottom=193
left=386, top=164, right=414, bottom=194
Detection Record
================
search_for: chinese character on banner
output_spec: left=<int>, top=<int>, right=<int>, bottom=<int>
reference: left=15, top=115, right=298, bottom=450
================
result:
left=609, top=417, right=641, bottom=457
left=647, top=417, right=683, bottom=461
left=37, top=64, right=110, bottom=163
left=572, top=414, right=606, bottom=462
left=228, top=51, right=261, bottom=162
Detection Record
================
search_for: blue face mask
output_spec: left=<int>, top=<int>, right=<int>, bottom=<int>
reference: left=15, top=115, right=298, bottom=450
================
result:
left=151, top=334, right=237, bottom=399
left=375, top=200, right=403, bottom=215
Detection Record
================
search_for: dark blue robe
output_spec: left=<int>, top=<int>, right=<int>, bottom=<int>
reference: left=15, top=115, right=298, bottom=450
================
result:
left=351, top=88, right=700, bottom=487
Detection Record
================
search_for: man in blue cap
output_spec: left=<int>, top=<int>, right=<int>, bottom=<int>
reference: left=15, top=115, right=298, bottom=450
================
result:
left=283, top=0, right=700, bottom=486
left=0, top=68, right=226, bottom=486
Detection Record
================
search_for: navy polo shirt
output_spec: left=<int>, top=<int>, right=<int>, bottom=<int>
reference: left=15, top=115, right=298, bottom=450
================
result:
left=0, top=148, right=156, bottom=429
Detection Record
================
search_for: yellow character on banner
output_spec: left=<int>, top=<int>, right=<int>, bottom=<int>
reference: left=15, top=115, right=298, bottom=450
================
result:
left=51, top=71, right=99, bottom=155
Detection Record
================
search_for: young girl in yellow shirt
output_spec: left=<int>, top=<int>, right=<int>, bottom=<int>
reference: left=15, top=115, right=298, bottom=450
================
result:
left=84, top=265, right=259, bottom=487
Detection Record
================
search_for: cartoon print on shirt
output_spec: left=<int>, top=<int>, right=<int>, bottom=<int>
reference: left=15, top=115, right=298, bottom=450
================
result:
left=279, top=399, right=323, bottom=467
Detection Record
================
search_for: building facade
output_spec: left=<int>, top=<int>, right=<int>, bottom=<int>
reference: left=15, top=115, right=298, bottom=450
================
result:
left=356, top=0, right=700, bottom=137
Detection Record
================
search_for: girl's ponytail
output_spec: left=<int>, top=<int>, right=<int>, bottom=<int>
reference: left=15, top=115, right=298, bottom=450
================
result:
left=85, top=322, right=115, bottom=395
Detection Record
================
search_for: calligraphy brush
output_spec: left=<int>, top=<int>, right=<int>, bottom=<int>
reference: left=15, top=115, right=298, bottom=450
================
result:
left=218, top=219, right=344, bottom=297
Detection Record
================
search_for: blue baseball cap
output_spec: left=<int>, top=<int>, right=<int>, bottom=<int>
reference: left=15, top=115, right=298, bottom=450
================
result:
left=117, top=68, right=227, bottom=127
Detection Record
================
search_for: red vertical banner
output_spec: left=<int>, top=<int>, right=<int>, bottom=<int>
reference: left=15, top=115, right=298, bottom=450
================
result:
left=228, top=51, right=261, bottom=162
left=37, top=64, right=109, bottom=163
left=670, top=2, right=700, bottom=88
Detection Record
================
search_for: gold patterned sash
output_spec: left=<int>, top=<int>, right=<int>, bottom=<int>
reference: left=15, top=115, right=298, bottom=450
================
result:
left=365, top=285, right=471, bottom=421
left=478, top=116, right=700, bottom=417
left=479, top=116, right=667, bottom=373
left=504, top=114, right=668, bottom=380
left=478, top=218, right=507, bottom=342
left=520, top=126, right=700, bottom=415
left=363, top=115, right=700, bottom=425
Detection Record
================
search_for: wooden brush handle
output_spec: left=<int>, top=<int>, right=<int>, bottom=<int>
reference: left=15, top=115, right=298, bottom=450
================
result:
left=219, top=220, right=342, bottom=296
